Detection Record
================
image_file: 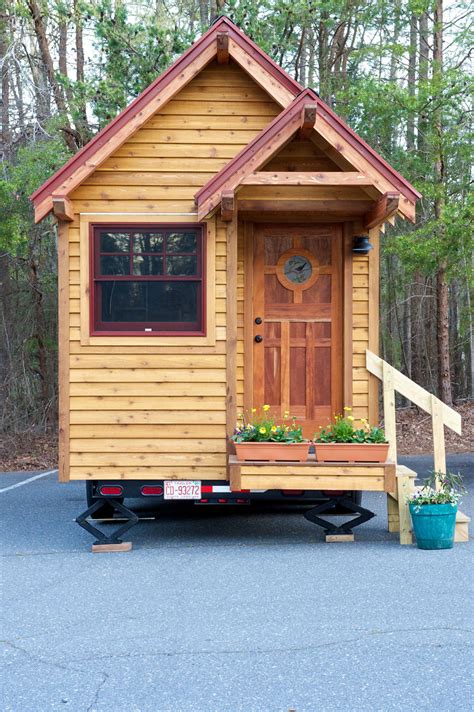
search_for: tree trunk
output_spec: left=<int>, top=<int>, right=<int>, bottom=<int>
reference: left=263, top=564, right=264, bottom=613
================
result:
left=406, top=13, right=417, bottom=152
left=433, top=0, right=452, bottom=404
left=73, top=0, right=89, bottom=145
left=0, top=11, right=10, bottom=156
left=27, top=0, right=77, bottom=151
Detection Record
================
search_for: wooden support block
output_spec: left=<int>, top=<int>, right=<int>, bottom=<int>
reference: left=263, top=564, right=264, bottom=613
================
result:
left=221, top=190, right=235, bottom=221
left=52, top=194, right=74, bottom=222
left=216, top=32, right=229, bottom=64
left=325, top=534, right=354, bottom=543
left=387, top=493, right=400, bottom=532
left=299, top=103, right=317, bottom=140
left=364, top=192, right=399, bottom=229
left=92, top=541, right=132, bottom=553
left=454, top=510, right=470, bottom=543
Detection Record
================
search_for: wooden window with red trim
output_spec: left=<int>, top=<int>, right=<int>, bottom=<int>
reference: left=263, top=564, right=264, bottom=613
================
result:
left=90, top=224, right=205, bottom=335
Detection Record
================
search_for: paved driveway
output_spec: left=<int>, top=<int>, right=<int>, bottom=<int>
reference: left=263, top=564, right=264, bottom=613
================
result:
left=1, top=455, right=473, bottom=711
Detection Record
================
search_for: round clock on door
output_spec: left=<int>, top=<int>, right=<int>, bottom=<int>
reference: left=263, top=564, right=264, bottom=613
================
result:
left=276, top=248, right=320, bottom=292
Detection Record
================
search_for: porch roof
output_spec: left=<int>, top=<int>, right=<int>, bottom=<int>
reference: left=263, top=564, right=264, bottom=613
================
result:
left=195, top=89, right=420, bottom=224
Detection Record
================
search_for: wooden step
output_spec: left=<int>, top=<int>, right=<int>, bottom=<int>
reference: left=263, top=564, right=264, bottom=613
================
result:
left=455, top=510, right=470, bottom=543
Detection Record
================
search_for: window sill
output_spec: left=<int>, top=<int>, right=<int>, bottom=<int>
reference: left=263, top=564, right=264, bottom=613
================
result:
left=82, top=333, right=215, bottom=347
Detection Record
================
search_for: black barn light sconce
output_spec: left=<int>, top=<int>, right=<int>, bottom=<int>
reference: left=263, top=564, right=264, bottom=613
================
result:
left=352, top=235, right=373, bottom=255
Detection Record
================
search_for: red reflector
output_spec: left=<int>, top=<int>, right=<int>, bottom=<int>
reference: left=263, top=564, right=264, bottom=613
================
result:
left=282, top=490, right=304, bottom=496
left=201, top=486, right=213, bottom=493
left=200, top=498, right=209, bottom=503
left=236, top=499, right=247, bottom=504
left=141, top=485, right=164, bottom=496
left=99, top=485, right=123, bottom=496
left=218, top=498, right=227, bottom=503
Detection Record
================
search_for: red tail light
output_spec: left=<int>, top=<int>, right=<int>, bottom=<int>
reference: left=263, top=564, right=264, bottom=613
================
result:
left=99, top=485, right=123, bottom=496
left=141, top=485, right=164, bottom=496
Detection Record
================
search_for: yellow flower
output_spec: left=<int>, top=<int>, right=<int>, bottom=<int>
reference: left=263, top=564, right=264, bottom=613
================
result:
left=263, top=404, right=270, bottom=412
left=251, top=408, right=257, bottom=413
left=271, top=426, right=277, bottom=432
left=343, top=406, right=352, bottom=412
left=347, top=415, right=355, bottom=422
left=246, top=424, right=252, bottom=429
left=259, top=427, right=266, bottom=434
left=284, top=410, right=290, bottom=418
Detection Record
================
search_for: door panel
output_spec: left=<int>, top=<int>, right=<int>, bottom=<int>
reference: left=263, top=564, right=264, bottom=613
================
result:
left=252, top=224, right=342, bottom=437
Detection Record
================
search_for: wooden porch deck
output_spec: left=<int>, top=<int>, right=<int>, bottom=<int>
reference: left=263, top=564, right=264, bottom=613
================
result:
left=229, top=455, right=419, bottom=545
left=229, top=455, right=396, bottom=492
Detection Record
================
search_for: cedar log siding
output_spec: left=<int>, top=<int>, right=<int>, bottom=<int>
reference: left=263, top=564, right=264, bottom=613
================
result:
left=66, top=61, right=280, bottom=481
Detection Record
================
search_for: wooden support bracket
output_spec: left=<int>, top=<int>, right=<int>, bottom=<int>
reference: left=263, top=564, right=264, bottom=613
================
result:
left=216, top=32, right=229, bottom=64
left=221, top=190, right=235, bottom=221
left=364, top=192, right=399, bottom=229
left=52, top=195, right=74, bottom=222
left=298, top=103, right=317, bottom=140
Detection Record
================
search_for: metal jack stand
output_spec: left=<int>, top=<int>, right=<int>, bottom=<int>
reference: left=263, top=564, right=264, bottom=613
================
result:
left=304, top=494, right=375, bottom=542
left=76, top=498, right=139, bottom=552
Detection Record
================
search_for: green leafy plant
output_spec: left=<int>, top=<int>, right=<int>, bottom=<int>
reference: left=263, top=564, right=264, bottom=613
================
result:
left=314, top=408, right=387, bottom=444
left=231, top=406, right=306, bottom=443
left=408, top=471, right=466, bottom=511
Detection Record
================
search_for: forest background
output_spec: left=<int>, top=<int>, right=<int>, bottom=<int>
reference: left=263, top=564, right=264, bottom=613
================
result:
left=0, top=0, right=472, bottom=449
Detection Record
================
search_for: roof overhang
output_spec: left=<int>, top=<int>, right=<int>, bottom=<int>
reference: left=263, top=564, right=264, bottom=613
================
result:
left=195, top=88, right=420, bottom=224
left=30, top=16, right=301, bottom=224
left=31, top=16, right=420, bottom=226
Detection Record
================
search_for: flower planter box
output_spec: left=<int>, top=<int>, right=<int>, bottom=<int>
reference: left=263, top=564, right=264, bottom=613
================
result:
left=314, top=442, right=389, bottom=463
left=234, top=441, right=310, bottom=462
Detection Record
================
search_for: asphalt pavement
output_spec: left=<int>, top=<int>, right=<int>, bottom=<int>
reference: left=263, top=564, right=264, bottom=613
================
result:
left=1, top=454, right=473, bottom=712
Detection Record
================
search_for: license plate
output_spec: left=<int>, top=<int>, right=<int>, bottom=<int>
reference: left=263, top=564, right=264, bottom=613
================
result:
left=164, top=480, right=201, bottom=500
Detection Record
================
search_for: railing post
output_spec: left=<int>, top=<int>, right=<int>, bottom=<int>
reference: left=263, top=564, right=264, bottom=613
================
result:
left=382, top=361, right=397, bottom=463
left=431, top=394, right=447, bottom=484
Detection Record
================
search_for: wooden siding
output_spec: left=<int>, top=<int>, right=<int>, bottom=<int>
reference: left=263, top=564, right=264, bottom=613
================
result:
left=262, top=137, right=342, bottom=173
left=64, top=60, right=280, bottom=481
left=352, top=251, right=371, bottom=422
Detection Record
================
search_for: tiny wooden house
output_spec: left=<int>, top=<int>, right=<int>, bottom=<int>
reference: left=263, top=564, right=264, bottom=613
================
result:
left=31, top=18, right=420, bottom=502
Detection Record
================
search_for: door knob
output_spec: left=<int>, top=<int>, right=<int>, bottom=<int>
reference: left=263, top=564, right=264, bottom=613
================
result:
left=254, top=335, right=263, bottom=343
left=255, top=317, right=263, bottom=325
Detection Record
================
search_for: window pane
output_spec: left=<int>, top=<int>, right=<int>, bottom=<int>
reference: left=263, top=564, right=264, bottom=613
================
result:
left=133, top=233, right=164, bottom=253
left=100, top=281, right=199, bottom=325
left=166, top=256, right=197, bottom=276
left=100, top=232, right=130, bottom=252
left=166, top=232, right=197, bottom=253
left=133, top=255, right=163, bottom=275
left=100, top=255, right=130, bottom=275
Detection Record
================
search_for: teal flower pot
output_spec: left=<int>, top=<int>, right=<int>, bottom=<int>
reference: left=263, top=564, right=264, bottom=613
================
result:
left=409, top=502, right=457, bottom=550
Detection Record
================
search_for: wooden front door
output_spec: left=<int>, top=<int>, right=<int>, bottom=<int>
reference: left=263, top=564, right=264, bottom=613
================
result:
left=252, top=224, right=343, bottom=438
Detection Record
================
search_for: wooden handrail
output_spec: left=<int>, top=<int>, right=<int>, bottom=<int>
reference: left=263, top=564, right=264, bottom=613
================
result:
left=366, top=350, right=462, bottom=477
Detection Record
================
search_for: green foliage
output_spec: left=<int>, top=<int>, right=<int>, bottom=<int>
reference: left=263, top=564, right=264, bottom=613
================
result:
left=315, top=410, right=387, bottom=444
left=86, top=0, right=192, bottom=126
left=232, top=406, right=306, bottom=443
left=408, top=471, right=466, bottom=508
left=0, top=139, right=71, bottom=255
